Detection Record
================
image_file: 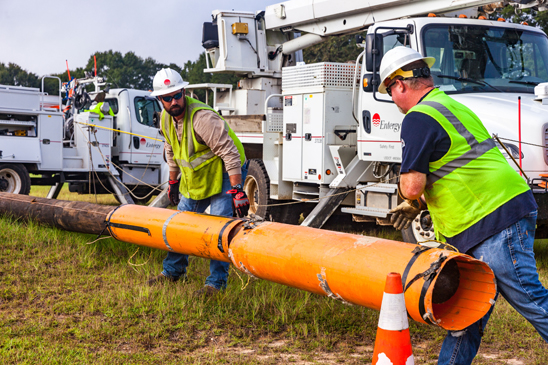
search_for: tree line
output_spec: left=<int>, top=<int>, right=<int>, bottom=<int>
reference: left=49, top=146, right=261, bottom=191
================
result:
left=1, top=6, right=547, bottom=97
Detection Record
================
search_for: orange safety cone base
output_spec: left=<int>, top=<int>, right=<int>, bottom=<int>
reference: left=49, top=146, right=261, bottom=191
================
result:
left=372, top=272, right=414, bottom=365
left=372, top=328, right=413, bottom=364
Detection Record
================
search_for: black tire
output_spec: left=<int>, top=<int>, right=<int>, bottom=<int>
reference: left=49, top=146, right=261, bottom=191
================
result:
left=0, top=163, right=31, bottom=195
left=401, top=209, right=435, bottom=244
left=244, top=159, right=302, bottom=224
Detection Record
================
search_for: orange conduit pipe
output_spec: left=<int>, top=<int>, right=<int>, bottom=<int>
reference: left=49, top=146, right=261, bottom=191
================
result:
left=106, top=204, right=241, bottom=263
left=107, top=205, right=496, bottom=331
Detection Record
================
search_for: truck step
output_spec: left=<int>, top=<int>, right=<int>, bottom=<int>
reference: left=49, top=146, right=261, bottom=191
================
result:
left=341, top=206, right=391, bottom=218
left=357, top=183, right=397, bottom=194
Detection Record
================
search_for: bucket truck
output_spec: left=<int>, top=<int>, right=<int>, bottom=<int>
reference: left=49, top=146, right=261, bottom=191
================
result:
left=199, top=0, right=548, bottom=241
left=0, top=75, right=169, bottom=204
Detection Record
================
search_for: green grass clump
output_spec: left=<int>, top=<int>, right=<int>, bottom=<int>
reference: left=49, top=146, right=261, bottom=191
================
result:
left=0, top=187, right=546, bottom=364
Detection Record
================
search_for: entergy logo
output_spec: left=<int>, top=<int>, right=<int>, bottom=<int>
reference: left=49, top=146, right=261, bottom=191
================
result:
left=372, top=113, right=381, bottom=127
left=371, top=113, right=402, bottom=133
left=164, top=79, right=171, bottom=86
left=140, top=138, right=146, bottom=145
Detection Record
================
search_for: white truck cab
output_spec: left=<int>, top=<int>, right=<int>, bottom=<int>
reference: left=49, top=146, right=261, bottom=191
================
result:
left=0, top=77, right=169, bottom=204
left=199, top=0, right=548, bottom=241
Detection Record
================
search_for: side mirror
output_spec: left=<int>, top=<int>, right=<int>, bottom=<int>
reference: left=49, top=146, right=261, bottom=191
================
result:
left=153, top=111, right=162, bottom=129
left=365, top=33, right=383, bottom=73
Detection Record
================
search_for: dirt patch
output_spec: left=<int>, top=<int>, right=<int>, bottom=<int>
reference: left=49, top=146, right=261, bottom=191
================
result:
left=267, top=340, right=286, bottom=348
left=482, top=354, right=525, bottom=365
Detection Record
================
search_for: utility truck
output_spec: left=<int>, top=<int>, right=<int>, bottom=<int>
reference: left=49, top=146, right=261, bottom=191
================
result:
left=0, top=75, right=168, bottom=204
left=198, top=0, right=548, bottom=241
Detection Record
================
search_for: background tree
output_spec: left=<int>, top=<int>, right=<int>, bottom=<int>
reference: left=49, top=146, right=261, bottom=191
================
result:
left=2, top=7, right=547, bottom=97
left=0, top=63, right=40, bottom=87
left=303, top=34, right=363, bottom=63
left=179, top=52, right=240, bottom=102
left=87, top=51, right=166, bottom=90
left=497, top=5, right=548, bottom=34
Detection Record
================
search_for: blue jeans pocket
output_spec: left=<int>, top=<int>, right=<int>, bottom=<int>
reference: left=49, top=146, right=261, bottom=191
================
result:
left=517, top=211, right=537, bottom=252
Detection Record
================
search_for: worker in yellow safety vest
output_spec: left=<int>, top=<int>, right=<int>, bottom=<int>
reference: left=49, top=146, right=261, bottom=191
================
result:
left=146, top=68, right=249, bottom=296
left=85, top=102, right=114, bottom=120
left=379, top=47, right=547, bottom=364
left=85, top=91, right=115, bottom=120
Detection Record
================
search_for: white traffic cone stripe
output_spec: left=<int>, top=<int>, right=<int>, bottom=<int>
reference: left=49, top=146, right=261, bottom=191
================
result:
left=377, top=293, right=409, bottom=331
left=374, top=353, right=415, bottom=365
left=376, top=353, right=393, bottom=365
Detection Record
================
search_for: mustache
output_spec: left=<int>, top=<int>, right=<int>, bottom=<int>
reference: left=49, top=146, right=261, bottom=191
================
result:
left=167, top=105, right=184, bottom=117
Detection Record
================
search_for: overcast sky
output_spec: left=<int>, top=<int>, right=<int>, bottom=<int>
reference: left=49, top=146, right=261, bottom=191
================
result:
left=0, top=0, right=281, bottom=76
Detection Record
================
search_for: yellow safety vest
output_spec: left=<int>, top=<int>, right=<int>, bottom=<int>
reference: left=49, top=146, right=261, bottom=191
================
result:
left=160, top=96, right=245, bottom=200
left=408, top=89, right=530, bottom=239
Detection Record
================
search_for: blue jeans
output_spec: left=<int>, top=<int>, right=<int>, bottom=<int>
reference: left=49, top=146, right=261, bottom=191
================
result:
left=161, top=165, right=247, bottom=290
left=438, top=211, right=548, bottom=364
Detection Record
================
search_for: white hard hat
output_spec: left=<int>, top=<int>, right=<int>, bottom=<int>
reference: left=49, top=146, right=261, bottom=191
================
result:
left=378, top=47, right=436, bottom=94
left=150, top=68, right=189, bottom=97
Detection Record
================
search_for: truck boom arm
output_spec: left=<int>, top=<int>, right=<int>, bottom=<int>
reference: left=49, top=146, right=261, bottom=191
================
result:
left=265, top=0, right=512, bottom=36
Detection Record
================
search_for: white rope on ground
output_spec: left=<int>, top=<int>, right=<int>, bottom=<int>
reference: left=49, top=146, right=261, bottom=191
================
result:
left=86, top=236, right=112, bottom=245
left=127, top=247, right=153, bottom=267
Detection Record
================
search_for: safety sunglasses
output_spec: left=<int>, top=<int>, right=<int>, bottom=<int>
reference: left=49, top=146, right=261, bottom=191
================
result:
left=386, top=79, right=399, bottom=97
left=161, top=91, right=183, bottom=103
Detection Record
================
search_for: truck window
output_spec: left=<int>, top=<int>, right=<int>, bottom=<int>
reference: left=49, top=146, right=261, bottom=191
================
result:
left=134, top=97, right=162, bottom=127
left=383, top=33, right=410, bottom=54
left=423, top=24, right=548, bottom=94
left=104, top=98, right=119, bottom=114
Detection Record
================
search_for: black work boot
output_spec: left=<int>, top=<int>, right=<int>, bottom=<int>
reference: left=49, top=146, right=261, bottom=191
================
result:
left=146, top=273, right=177, bottom=286
left=193, top=285, right=220, bottom=297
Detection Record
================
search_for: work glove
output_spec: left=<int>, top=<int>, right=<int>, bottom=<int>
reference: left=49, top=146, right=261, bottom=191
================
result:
left=168, top=180, right=180, bottom=206
left=226, top=184, right=250, bottom=218
left=389, top=199, right=425, bottom=231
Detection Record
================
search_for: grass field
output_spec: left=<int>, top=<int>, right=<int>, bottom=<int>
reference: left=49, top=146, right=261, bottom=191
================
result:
left=1, top=186, right=547, bottom=364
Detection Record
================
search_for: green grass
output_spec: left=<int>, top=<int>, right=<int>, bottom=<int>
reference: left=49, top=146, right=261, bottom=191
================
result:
left=0, top=186, right=547, bottom=364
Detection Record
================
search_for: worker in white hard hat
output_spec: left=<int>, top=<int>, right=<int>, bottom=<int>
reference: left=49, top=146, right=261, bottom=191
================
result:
left=380, top=46, right=547, bottom=364
left=147, top=68, right=249, bottom=296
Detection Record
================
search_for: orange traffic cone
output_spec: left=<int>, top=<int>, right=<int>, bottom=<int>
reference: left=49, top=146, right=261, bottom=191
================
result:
left=372, top=272, right=414, bottom=365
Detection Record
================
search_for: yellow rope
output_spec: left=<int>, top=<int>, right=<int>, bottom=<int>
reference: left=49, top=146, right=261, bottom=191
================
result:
left=231, top=267, right=252, bottom=291
left=127, top=247, right=154, bottom=267
left=75, top=121, right=163, bottom=141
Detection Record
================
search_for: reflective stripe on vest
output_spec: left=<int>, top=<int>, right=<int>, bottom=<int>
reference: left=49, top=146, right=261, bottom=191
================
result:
left=409, top=89, right=530, bottom=238
left=160, top=96, right=245, bottom=200
left=180, top=101, right=216, bottom=169
left=421, top=101, right=496, bottom=186
left=160, top=102, right=218, bottom=171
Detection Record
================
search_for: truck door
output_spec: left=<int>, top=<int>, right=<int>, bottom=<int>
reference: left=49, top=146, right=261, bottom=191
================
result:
left=130, top=96, right=164, bottom=165
left=358, top=21, right=417, bottom=163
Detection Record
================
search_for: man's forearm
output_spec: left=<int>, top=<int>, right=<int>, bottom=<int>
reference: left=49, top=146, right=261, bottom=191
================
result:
left=229, top=174, right=242, bottom=187
left=400, top=170, right=427, bottom=200
left=169, top=170, right=180, bottom=181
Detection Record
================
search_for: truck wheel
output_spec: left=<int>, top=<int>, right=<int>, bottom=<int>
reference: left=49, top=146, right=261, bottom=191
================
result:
left=0, top=164, right=31, bottom=195
left=244, top=159, right=301, bottom=224
left=401, top=210, right=435, bottom=244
